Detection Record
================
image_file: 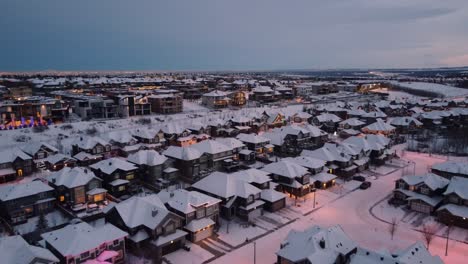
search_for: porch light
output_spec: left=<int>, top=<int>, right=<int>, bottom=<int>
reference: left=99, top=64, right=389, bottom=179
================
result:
left=170, top=240, right=174, bottom=244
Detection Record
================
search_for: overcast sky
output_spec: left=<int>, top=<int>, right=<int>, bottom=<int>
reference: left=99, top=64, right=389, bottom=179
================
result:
left=1, top=0, right=468, bottom=71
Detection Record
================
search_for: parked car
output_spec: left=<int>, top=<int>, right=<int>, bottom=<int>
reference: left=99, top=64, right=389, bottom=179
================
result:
left=352, top=175, right=366, bottom=182
left=360, top=181, right=372, bottom=189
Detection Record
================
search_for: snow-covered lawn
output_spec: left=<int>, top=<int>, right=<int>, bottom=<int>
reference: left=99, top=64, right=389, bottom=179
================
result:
left=389, top=81, right=468, bottom=98
left=217, top=220, right=269, bottom=247
left=211, top=152, right=468, bottom=264
left=165, top=242, right=214, bottom=264
left=14, top=210, right=70, bottom=235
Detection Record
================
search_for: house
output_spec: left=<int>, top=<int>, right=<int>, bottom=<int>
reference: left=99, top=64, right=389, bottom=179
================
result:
left=0, top=148, right=33, bottom=183
left=127, top=150, right=177, bottom=184
left=192, top=171, right=265, bottom=221
left=339, top=118, right=366, bottom=130
left=148, top=93, right=183, bottom=114
left=301, top=143, right=355, bottom=178
left=260, top=189, right=286, bottom=212
left=343, top=135, right=392, bottom=165
left=252, top=86, right=275, bottom=103
left=437, top=176, right=468, bottom=228
left=41, top=221, right=127, bottom=264
left=0, top=235, right=59, bottom=264
left=261, top=161, right=311, bottom=197
left=393, top=173, right=449, bottom=213
left=276, top=225, right=357, bottom=264
left=103, top=130, right=141, bottom=157
left=0, top=180, right=55, bottom=224
left=20, top=142, right=59, bottom=162
left=432, top=161, right=468, bottom=179
left=310, top=172, right=338, bottom=189
left=291, top=112, right=312, bottom=124
left=282, top=156, right=326, bottom=175
left=312, top=113, right=342, bottom=132
left=361, top=118, right=395, bottom=135
left=73, top=151, right=103, bottom=166
left=389, top=116, right=423, bottom=134
left=90, top=158, right=138, bottom=197
left=131, top=127, right=164, bottom=147
left=44, top=153, right=77, bottom=171
left=105, top=195, right=185, bottom=260
left=350, top=242, right=443, bottom=264
left=47, top=167, right=107, bottom=212
left=262, top=110, right=286, bottom=128
left=158, top=189, right=221, bottom=242
left=201, top=90, right=231, bottom=108
left=71, top=136, right=111, bottom=157
left=263, top=125, right=327, bottom=156
left=236, top=133, right=273, bottom=155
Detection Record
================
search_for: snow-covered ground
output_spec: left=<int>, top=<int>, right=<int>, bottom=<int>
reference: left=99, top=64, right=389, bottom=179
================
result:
left=371, top=88, right=425, bottom=100
left=210, top=151, right=468, bottom=264
left=165, top=242, right=214, bottom=264
left=389, top=81, right=468, bottom=98
left=14, top=210, right=70, bottom=235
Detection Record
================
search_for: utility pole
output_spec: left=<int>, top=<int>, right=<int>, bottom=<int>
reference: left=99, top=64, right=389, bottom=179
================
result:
left=313, top=189, right=316, bottom=209
left=445, top=224, right=451, bottom=256
left=254, top=241, right=256, bottom=264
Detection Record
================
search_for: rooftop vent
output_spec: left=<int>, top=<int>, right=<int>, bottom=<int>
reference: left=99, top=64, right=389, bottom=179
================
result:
left=319, top=238, right=325, bottom=249
left=151, top=209, right=158, bottom=217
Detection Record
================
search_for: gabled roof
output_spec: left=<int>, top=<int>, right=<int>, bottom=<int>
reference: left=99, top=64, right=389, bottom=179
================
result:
left=252, top=86, right=273, bottom=93
left=0, top=148, right=32, bottom=164
left=44, top=153, right=76, bottom=165
left=340, top=118, right=365, bottom=127
left=215, top=137, right=245, bottom=150
left=231, top=168, right=272, bottom=184
left=0, top=180, right=53, bottom=202
left=47, top=167, right=100, bottom=189
left=103, top=130, right=137, bottom=145
left=41, top=222, right=127, bottom=257
left=163, top=146, right=202, bottom=160
left=203, top=90, right=230, bottom=97
left=350, top=243, right=443, bottom=264
left=192, top=171, right=261, bottom=199
left=432, top=161, right=468, bottom=176
left=0, top=235, right=59, bottom=264
left=72, top=136, right=109, bottom=150
left=109, top=194, right=169, bottom=229
left=90, top=158, right=137, bottom=174
left=362, top=118, right=395, bottom=132
left=191, top=140, right=232, bottom=155
left=276, top=225, right=357, bottom=263
left=262, top=161, right=309, bottom=178
left=127, top=150, right=168, bottom=166
left=20, top=142, right=58, bottom=156
left=131, top=128, right=160, bottom=139
left=73, top=151, right=101, bottom=161
left=315, top=113, right=342, bottom=123
left=400, top=173, right=449, bottom=191
left=389, top=116, right=423, bottom=127
left=301, top=144, right=351, bottom=163
left=282, top=156, right=326, bottom=170
left=236, top=133, right=270, bottom=144
left=158, top=189, right=221, bottom=214
left=443, top=176, right=468, bottom=199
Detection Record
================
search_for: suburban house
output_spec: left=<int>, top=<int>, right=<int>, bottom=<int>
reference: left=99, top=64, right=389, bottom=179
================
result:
left=127, top=150, right=177, bottom=184
left=236, top=133, right=273, bottom=155
left=148, top=93, right=183, bottom=114
left=158, top=189, right=221, bottom=242
left=252, top=86, right=275, bottom=103
left=44, top=153, right=77, bottom=171
left=73, top=151, right=103, bottom=166
left=310, top=172, right=338, bottom=189
left=71, top=136, right=112, bottom=157
left=282, top=156, right=326, bottom=175
left=20, top=142, right=59, bottom=163
left=389, top=116, right=423, bottom=134
left=361, top=118, right=396, bottom=135
left=103, top=131, right=140, bottom=157
left=301, top=143, right=355, bottom=178
left=41, top=221, right=127, bottom=264
left=432, top=161, right=468, bottom=179
left=0, top=235, right=59, bottom=264
left=276, top=225, right=357, bottom=264
left=0, top=148, right=33, bottom=183
left=90, top=158, right=138, bottom=197
left=437, top=176, right=468, bottom=228
left=131, top=128, right=165, bottom=147
left=47, top=167, right=107, bottom=213
left=343, top=135, right=392, bottom=165
left=201, top=90, right=231, bottom=108
left=0, top=180, right=55, bottom=224
left=312, top=113, right=342, bottom=132
left=104, top=195, right=186, bottom=261
left=261, top=160, right=311, bottom=197
left=393, top=173, right=449, bottom=214
left=192, top=171, right=265, bottom=221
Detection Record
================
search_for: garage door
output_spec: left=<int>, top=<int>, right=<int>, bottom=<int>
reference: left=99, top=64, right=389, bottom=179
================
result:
left=194, top=226, right=213, bottom=242
left=248, top=208, right=262, bottom=221
left=411, top=201, right=431, bottom=214
left=161, top=240, right=182, bottom=256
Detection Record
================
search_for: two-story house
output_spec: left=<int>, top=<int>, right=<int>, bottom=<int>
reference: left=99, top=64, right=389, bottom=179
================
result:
left=436, top=176, right=468, bottom=228
left=127, top=150, right=178, bottom=184
left=236, top=133, right=273, bottom=155
left=261, top=161, right=311, bottom=197
left=0, top=235, right=59, bottom=264
left=90, top=158, right=138, bottom=197
left=432, top=161, right=468, bottom=179
left=41, top=221, right=127, bottom=264
left=20, top=142, right=59, bottom=166
left=0, top=180, right=55, bottom=224
left=71, top=136, right=112, bottom=158
left=105, top=195, right=186, bottom=261
left=47, top=167, right=107, bottom=213
left=192, top=171, right=265, bottom=221
left=158, top=189, right=221, bottom=242
left=0, top=148, right=33, bottom=183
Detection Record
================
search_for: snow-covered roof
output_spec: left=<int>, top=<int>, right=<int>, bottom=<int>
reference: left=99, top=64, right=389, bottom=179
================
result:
left=261, top=161, right=309, bottom=179
left=311, top=172, right=337, bottom=183
left=215, top=137, right=245, bottom=150
left=301, top=143, right=351, bottom=163
left=443, top=176, right=468, bottom=199
left=90, top=158, right=137, bottom=175
left=158, top=189, right=221, bottom=214
left=103, top=130, right=137, bottom=145
left=20, top=142, right=58, bottom=156
left=276, top=225, right=357, bottom=263
left=231, top=168, right=272, bottom=184
left=192, top=171, right=261, bottom=199
left=0, top=148, right=31, bottom=164
left=163, top=146, right=202, bottom=160
left=236, top=133, right=270, bottom=144
left=131, top=128, right=160, bottom=139
left=260, top=189, right=286, bottom=202
left=73, top=151, right=101, bottom=161
left=389, top=116, right=423, bottom=127
left=41, top=222, right=127, bottom=257
left=47, top=167, right=100, bottom=189
left=437, top=204, right=468, bottom=219
left=191, top=140, right=232, bottom=155
left=0, top=180, right=53, bottom=202
left=315, top=113, right=342, bottom=123
left=400, top=173, right=449, bottom=191
left=109, top=194, right=169, bottom=229
left=72, top=136, right=109, bottom=150
left=340, top=118, right=365, bottom=127
left=203, top=90, right=230, bottom=97
left=432, top=161, right=468, bottom=176
left=0, top=235, right=59, bottom=264
left=343, top=135, right=389, bottom=152
left=44, top=153, right=76, bottom=165
left=362, top=119, right=395, bottom=132
left=282, top=156, right=326, bottom=170
left=184, top=218, right=215, bottom=232
left=252, top=86, right=273, bottom=93
left=127, top=150, right=167, bottom=166
left=350, top=243, right=443, bottom=264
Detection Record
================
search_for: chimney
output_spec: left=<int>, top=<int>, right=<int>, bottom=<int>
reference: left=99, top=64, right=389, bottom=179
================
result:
left=319, top=238, right=326, bottom=249
left=170, top=192, right=174, bottom=198
left=151, top=209, right=159, bottom=217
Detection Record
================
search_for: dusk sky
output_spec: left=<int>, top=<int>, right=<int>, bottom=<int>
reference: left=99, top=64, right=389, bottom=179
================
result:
left=1, top=0, right=468, bottom=71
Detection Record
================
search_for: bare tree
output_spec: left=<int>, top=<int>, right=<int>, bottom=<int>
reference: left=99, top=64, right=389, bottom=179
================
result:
left=421, top=224, right=437, bottom=249
left=389, top=217, right=398, bottom=240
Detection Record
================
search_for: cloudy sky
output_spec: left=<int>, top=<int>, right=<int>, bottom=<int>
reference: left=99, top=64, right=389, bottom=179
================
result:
left=1, top=0, right=468, bottom=71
